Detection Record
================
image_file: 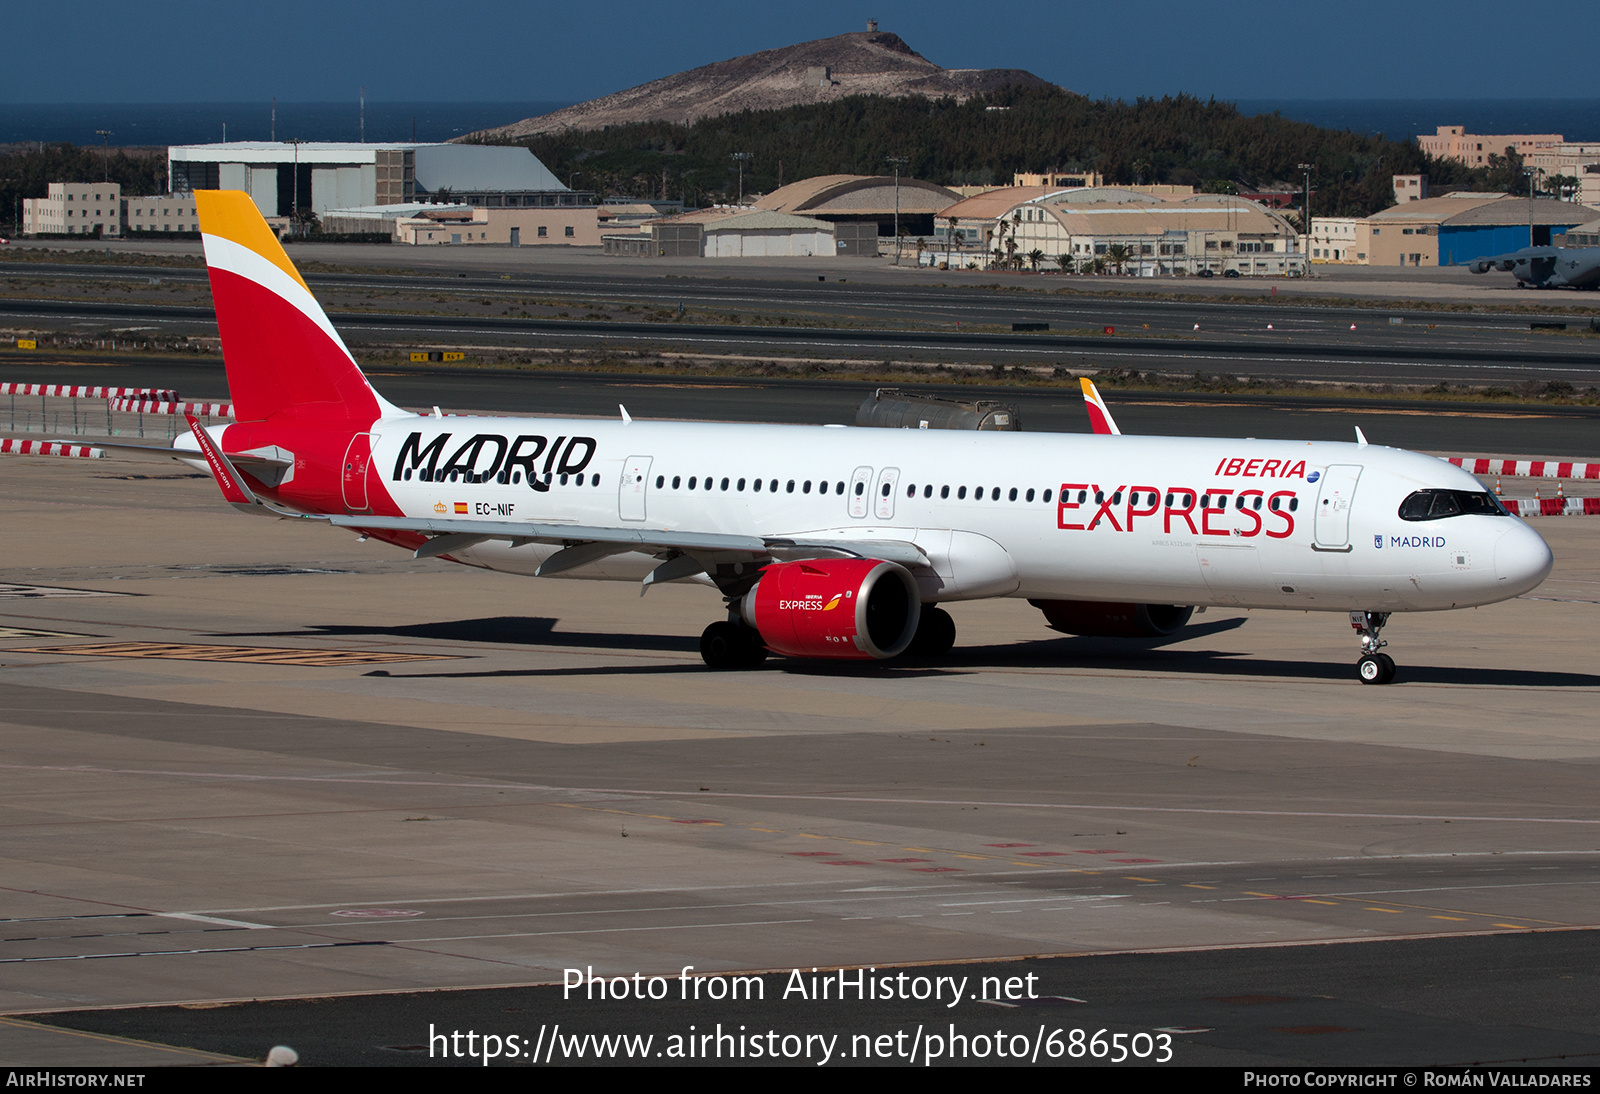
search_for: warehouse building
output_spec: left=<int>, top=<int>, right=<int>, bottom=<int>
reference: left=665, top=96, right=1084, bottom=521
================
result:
left=607, top=207, right=839, bottom=258
left=167, top=142, right=581, bottom=218
left=1363, top=195, right=1599, bottom=266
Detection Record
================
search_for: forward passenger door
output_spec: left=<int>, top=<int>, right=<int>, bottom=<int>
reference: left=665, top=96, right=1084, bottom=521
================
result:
left=619, top=456, right=652, bottom=522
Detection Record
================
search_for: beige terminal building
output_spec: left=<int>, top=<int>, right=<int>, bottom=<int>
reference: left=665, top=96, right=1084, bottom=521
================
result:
left=924, top=187, right=1303, bottom=275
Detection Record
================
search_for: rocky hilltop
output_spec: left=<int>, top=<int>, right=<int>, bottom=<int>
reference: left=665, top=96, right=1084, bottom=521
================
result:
left=473, top=30, right=1055, bottom=140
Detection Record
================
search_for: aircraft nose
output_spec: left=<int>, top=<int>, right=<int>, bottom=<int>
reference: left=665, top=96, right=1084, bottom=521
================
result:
left=1494, top=521, right=1554, bottom=595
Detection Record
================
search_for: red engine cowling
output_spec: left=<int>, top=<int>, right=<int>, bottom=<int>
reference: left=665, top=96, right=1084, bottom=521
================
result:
left=1031, top=600, right=1193, bottom=638
left=743, top=559, right=920, bottom=660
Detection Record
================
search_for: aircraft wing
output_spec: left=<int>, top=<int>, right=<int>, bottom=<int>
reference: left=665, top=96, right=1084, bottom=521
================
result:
left=322, top=513, right=929, bottom=569
left=1461, top=247, right=1559, bottom=274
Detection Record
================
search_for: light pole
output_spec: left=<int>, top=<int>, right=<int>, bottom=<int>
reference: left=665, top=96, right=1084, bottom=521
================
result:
left=289, top=138, right=304, bottom=235
left=1524, top=166, right=1536, bottom=246
left=885, top=155, right=908, bottom=264
left=1297, top=162, right=1313, bottom=259
left=96, top=130, right=112, bottom=182
left=730, top=152, right=752, bottom=205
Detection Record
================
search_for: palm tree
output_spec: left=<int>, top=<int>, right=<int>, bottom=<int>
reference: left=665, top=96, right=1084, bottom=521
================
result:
left=1055, top=252, right=1074, bottom=274
left=1027, top=248, right=1045, bottom=272
left=1105, top=243, right=1131, bottom=275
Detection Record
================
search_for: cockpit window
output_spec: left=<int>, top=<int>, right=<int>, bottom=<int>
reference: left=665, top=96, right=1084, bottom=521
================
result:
left=1398, top=489, right=1507, bottom=521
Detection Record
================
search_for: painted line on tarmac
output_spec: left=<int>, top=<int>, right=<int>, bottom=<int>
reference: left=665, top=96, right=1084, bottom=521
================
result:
left=399, top=918, right=816, bottom=945
left=0, top=1016, right=248, bottom=1062
left=160, top=912, right=273, bottom=929
left=0, top=940, right=386, bottom=963
left=4, top=761, right=1597, bottom=826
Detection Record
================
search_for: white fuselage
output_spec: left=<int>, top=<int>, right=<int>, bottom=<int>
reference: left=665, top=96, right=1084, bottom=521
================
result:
left=361, top=416, right=1553, bottom=613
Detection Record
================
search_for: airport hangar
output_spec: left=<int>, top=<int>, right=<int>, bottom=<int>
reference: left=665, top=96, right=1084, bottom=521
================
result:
left=167, top=141, right=587, bottom=219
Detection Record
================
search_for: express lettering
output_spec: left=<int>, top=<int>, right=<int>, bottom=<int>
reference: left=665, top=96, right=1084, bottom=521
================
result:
left=1061, top=483, right=1300, bottom=539
left=392, top=432, right=596, bottom=493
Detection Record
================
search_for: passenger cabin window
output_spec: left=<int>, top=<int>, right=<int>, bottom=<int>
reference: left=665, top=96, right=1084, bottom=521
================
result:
left=1399, top=489, right=1507, bottom=521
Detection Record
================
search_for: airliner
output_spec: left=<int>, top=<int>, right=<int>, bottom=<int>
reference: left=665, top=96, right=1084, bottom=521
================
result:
left=71, top=192, right=1561, bottom=683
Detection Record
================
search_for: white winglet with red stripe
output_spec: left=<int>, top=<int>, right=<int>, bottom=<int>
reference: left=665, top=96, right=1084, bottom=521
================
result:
left=1080, top=377, right=1122, bottom=436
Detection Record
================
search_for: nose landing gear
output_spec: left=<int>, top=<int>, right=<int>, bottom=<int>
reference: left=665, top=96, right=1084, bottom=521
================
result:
left=1351, top=610, right=1396, bottom=684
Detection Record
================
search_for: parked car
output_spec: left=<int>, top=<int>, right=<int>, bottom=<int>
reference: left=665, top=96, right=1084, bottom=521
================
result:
left=1223, top=268, right=1241, bottom=278
left=1198, top=268, right=1214, bottom=278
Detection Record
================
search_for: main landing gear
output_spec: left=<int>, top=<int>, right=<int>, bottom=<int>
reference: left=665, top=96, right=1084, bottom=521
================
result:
left=906, top=605, right=956, bottom=658
left=1351, top=610, right=1396, bottom=685
left=700, top=620, right=767, bottom=670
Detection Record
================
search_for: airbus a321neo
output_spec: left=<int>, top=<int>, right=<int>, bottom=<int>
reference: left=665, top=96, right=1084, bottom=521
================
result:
left=1465, top=246, right=1600, bottom=289
left=83, top=192, right=1557, bottom=684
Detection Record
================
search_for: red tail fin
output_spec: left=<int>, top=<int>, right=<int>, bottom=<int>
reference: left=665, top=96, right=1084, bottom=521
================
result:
left=196, top=191, right=395, bottom=425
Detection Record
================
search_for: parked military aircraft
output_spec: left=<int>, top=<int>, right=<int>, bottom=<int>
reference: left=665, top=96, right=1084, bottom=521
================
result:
left=1464, top=246, right=1600, bottom=289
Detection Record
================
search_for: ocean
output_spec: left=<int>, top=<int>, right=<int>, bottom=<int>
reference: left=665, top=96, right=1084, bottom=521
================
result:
left=3, top=99, right=1597, bottom=149
left=0, top=102, right=572, bottom=148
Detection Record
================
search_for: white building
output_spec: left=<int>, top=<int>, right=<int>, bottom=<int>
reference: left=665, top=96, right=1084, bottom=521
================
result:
left=640, top=208, right=838, bottom=258
left=1308, top=217, right=1371, bottom=263
left=22, top=182, right=122, bottom=237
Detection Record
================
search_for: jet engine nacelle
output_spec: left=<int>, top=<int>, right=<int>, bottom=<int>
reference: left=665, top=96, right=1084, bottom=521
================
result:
left=743, top=558, right=920, bottom=660
left=1468, top=259, right=1494, bottom=274
left=1032, top=599, right=1194, bottom=638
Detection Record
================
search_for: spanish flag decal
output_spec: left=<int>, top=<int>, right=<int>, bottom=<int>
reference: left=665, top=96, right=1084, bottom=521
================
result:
left=454, top=502, right=469, bottom=514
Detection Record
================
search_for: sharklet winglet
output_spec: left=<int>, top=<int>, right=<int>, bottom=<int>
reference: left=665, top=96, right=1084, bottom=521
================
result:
left=185, top=414, right=257, bottom=510
left=1080, top=377, right=1123, bottom=436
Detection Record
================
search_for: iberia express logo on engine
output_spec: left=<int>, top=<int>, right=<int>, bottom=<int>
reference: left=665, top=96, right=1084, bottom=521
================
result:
left=780, top=591, right=852, bottom=611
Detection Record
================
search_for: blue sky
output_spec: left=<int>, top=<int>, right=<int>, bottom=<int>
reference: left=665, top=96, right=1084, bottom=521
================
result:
left=5, top=0, right=1592, bottom=104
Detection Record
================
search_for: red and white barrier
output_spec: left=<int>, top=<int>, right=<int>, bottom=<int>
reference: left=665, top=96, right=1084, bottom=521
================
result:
left=0, top=384, right=178, bottom=400
left=1449, top=457, right=1600, bottom=480
left=107, top=398, right=233, bottom=417
left=0, top=439, right=103, bottom=458
left=1499, top=496, right=1600, bottom=517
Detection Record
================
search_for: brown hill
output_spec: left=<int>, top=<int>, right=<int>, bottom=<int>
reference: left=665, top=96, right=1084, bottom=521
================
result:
left=472, top=30, right=1056, bottom=140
